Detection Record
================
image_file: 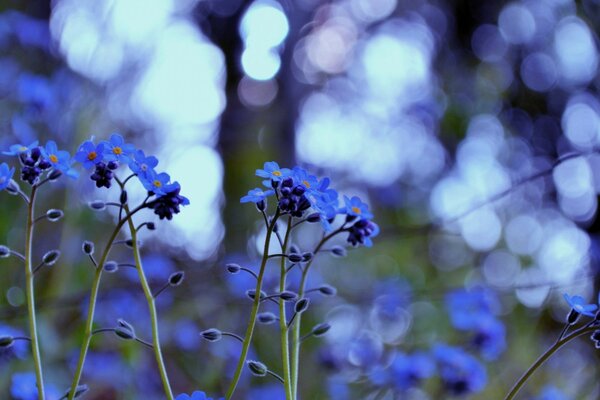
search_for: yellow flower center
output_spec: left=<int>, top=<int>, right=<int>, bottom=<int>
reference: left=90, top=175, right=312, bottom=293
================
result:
left=352, top=206, right=361, bottom=214
left=113, top=147, right=123, bottom=155
left=273, top=170, right=282, bottom=177
left=49, top=154, right=58, bottom=163
left=153, top=180, right=162, bottom=188
left=19, top=146, right=27, bottom=151
left=87, top=151, right=97, bottom=161
left=303, top=180, right=310, bottom=188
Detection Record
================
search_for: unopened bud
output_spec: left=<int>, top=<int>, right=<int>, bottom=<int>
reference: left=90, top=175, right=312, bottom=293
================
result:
left=279, top=291, right=298, bottom=301
left=168, top=271, right=185, bottom=287
left=146, top=222, right=156, bottom=231
left=288, top=253, right=303, bottom=263
left=120, top=190, right=128, bottom=205
left=89, top=200, right=106, bottom=211
left=330, top=246, right=347, bottom=257
left=311, top=322, right=331, bottom=337
left=0, top=245, right=10, bottom=258
left=82, top=241, right=95, bottom=255
left=306, top=213, right=321, bottom=223
left=294, top=298, right=310, bottom=314
left=200, top=328, right=222, bottom=342
left=114, top=326, right=135, bottom=340
left=6, top=179, right=20, bottom=195
left=46, top=209, right=64, bottom=222
left=256, top=199, right=266, bottom=212
left=318, top=284, right=337, bottom=297
left=301, top=252, right=313, bottom=262
left=0, top=335, right=14, bottom=347
left=117, top=319, right=135, bottom=334
left=289, top=244, right=300, bottom=254
left=257, top=312, right=278, bottom=324
left=48, top=170, right=62, bottom=181
left=226, top=263, right=241, bottom=274
left=103, top=261, right=119, bottom=273
left=42, top=250, right=61, bottom=266
left=246, top=289, right=267, bottom=300
left=247, top=360, right=268, bottom=376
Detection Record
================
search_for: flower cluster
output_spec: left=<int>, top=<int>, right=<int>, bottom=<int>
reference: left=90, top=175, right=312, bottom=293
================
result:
left=74, top=134, right=189, bottom=220
left=241, top=161, right=378, bottom=247
left=2, top=140, right=78, bottom=186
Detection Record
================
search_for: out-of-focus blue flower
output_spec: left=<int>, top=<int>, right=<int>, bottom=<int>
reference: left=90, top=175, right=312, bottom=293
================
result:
left=101, top=133, right=135, bottom=163
left=327, top=379, right=350, bottom=400
left=347, top=331, right=384, bottom=370
left=17, top=73, right=53, bottom=112
left=175, top=391, right=221, bottom=400
left=241, top=187, right=275, bottom=203
left=390, top=352, right=435, bottom=390
left=248, top=384, right=285, bottom=400
left=0, top=324, right=28, bottom=361
left=128, top=149, right=158, bottom=179
left=74, top=140, right=104, bottom=170
left=472, top=316, right=506, bottom=360
left=343, top=195, right=374, bottom=219
left=0, top=162, right=15, bottom=190
left=10, top=372, right=59, bottom=400
left=292, top=166, right=318, bottom=191
left=256, top=161, right=291, bottom=182
left=433, top=344, right=487, bottom=396
left=563, top=293, right=597, bottom=317
left=3, top=140, right=38, bottom=156
left=445, top=288, right=500, bottom=330
left=536, top=386, right=569, bottom=400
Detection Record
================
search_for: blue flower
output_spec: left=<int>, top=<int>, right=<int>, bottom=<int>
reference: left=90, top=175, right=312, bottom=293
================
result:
left=241, top=187, right=275, bottom=203
left=10, top=372, right=59, bottom=400
left=390, top=352, right=435, bottom=390
left=101, top=133, right=135, bottom=163
left=563, top=293, right=597, bottom=317
left=175, top=391, right=221, bottom=400
left=291, top=166, right=319, bottom=191
left=433, top=344, right=487, bottom=396
left=256, top=161, right=291, bottom=182
left=74, top=140, right=104, bottom=170
left=536, top=386, right=569, bottom=400
left=343, top=195, right=374, bottom=219
left=141, top=170, right=175, bottom=196
left=472, top=316, right=506, bottom=360
left=0, top=162, right=15, bottom=191
left=445, top=288, right=499, bottom=331
left=40, top=140, right=78, bottom=178
left=3, top=140, right=38, bottom=156
left=128, top=149, right=158, bottom=179
left=347, top=219, right=379, bottom=247
left=308, top=177, right=340, bottom=230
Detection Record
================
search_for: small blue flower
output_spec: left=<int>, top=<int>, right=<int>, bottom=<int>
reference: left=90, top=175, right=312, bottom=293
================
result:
left=433, top=344, right=487, bottom=396
left=74, top=140, right=104, bottom=170
left=149, top=182, right=190, bottom=220
left=308, top=177, right=340, bottom=230
left=0, top=162, right=15, bottom=191
left=40, top=140, right=78, bottom=178
left=101, top=133, right=136, bottom=163
left=241, top=187, right=275, bottom=203
left=256, top=161, right=291, bottom=182
left=3, top=140, right=39, bottom=156
left=445, top=288, right=500, bottom=331
left=472, top=316, right=506, bottom=360
left=563, top=293, right=597, bottom=317
left=343, top=195, right=374, bottom=219
left=291, top=166, right=319, bottom=191
left=128, top=149, right=158, bottom=179
left=175, top=391, right=221, bottom=400
left=390, top=352, right=435, bottom=390
left=141, top=170, right=173, bottom=196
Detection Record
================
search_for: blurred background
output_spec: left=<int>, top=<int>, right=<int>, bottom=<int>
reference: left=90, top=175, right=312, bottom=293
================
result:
left=1, top=0, right=600, bottom=398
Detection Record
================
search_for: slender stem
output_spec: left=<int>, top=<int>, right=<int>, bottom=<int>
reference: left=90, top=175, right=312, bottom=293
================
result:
left=290, top=228, right=343, bottom=398
left=278, top=217, right=293, bottom=399
left=125, top=204, right=174, bottom=400
left=67, top=205, right=146, bottom=400
left=504, top=324, right=598, bottom=400
left=24, top=185, right=45, bottom=400
left=267, top=369, right=285, bottom=384
left=226, top=210, right=280, bottom=400
left=222, top=332, right=245, bottom=343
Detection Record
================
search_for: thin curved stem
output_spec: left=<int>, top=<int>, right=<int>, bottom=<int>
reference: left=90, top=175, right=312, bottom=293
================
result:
left=24, top=185, right=45, bottom=400
left=226, top=210, right=280, bottom=400
left=290, top=228, right=344, bottom=398
left=504, top=324, right=598, bottom=400
left=278, top=217, right=293, bottom=399
left=67, top=204, right=147, bottom=400
left=125, top=204, right=174, bottom=400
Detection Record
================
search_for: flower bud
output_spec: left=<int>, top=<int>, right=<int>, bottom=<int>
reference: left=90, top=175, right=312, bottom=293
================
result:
left=117, top=319, right=135, bottom=333
left=82, top=241, right=95, bottom=255
left=168, top=271, right=185, bottom=287
left=301, top=252, right=313, bottom=262
left=279, top=291, right=298, bottom=301
left=146, top=222, right=156, bottom=231
left=257, top=312, right=278, bottom=324
left=103, top=261, right=119, bottom=273
left=288, top=253, right=303, bottom=263
left=114, top=326, right=135, bottom=340
left=89, top=200, right=106, bottom=211
left=567, top=309, right=580, bottom=325
left=64, top=384, right=89, bottom=399
left=288, top=244, right=300, bottom=254
left=330, top=246, right=347, bottom=257
left=42, top=250, right=61, bottom=266
left=124, top=239, right=134, bottom=249
left=48, top=169, right=62, bottom=181
left=311, top=322, right=331, bottom=337
left=247, top=360, right=268, bottom=377
left=226, top=263, right=241, bottom=274
left=306, top=213, right=321, bottom=223
left=200, top=328, right=222, bottom=342
left=46, top=209, right=64, bottom=222
left=294, top=298, right=310, bottom=314
left=0, top=245, right=10, bottom=258
left=120, top=190, right=128, bottom=205
left=246, top=289, right=267, bottom=300
left=256, top=199, right=266, bottom=212
left=0, top=335, right=14, bottom=348
left=318, top=284, right=337, bottom=297
left=6, top=179, right=20, bottom=195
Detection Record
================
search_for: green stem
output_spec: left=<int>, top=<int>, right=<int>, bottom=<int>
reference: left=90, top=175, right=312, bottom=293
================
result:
left=504, top=324, right=598, bottom=400
left=226, top=210, right=280, bottom=400
left=124, top=204, right=174, bottom=400
left=68, top=205, right=146, bottom=400
left=290, top=229, right=342, bottom=399
left=278, top=217, right=293, bottom=400
left=25, top=186, right=45, bottom=400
